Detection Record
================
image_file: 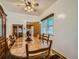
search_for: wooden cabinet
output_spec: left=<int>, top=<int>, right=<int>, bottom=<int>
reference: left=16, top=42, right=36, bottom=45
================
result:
left=0, top=5, right=7, bottom=59
left=0, top=5, right=6, bottom=37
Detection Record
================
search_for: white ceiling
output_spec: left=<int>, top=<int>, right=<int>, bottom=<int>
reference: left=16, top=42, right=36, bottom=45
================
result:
left=1, top=0, right=57, bottom=16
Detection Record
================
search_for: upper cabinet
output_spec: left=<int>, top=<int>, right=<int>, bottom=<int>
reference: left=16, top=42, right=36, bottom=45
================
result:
left=0, top=5, right=7, bottom=38
left=0, top=5, right=7, bottom=59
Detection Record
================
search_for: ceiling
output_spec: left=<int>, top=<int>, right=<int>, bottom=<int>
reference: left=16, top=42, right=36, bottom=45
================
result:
left=1, top=0, right=57, bottom=16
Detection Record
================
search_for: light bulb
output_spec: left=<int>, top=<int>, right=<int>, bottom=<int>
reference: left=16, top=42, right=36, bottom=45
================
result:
left=31, top=8, right=33, bottom=11
left=28, top=6, right=31, bottom=9
left=24, top=7, right=27, bottom=10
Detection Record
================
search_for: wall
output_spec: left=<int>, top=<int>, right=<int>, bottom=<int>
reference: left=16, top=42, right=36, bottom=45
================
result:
left=39, top=0, right=78, bottom=59
left=6, top=11, right=38, bottom=37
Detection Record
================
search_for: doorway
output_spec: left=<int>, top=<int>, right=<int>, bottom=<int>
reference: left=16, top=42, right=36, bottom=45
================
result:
left=12, top=24, right=23, bottom=38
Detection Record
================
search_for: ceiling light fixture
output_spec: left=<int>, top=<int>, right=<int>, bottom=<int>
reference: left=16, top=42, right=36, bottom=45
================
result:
left=24, top=0, right=39, bottom=12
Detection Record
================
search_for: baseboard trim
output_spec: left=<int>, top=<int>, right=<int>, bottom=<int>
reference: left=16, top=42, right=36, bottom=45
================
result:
left=52, top=49, right=67, bottom=59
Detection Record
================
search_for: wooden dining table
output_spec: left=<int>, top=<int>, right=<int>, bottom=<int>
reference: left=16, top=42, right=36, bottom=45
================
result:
left=10, top=37, right=51, bottom=58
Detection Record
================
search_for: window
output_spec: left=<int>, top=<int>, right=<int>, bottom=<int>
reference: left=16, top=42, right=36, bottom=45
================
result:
left=47, top=17, right=54, bottom=35
left=41, top=20, right=47, bottom=34
left=41, top=16, right=54, bottom=35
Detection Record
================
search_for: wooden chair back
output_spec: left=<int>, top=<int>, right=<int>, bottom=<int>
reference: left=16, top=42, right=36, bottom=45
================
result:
left=8, top=35, right=16, bottom=48
left=41, top=33, right=50, bottom=44
left=26, top=40, right=52, bottom=59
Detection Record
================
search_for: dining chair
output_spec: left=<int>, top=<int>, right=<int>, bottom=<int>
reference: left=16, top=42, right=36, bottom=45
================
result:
left=26, top=40, right=52, bottom=59
left=9, top=35, right=15, bottom=48
left=41, top=34, right=50, bottom=44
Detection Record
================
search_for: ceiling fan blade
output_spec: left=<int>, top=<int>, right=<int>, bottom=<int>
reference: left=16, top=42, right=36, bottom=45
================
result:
left=17, top=4, right=25, bottom=6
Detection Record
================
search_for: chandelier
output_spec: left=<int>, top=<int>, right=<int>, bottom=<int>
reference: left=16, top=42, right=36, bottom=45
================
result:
left=23, top=0, right=39, bottom=12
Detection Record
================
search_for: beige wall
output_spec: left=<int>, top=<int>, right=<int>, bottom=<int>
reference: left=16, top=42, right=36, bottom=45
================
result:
left=39, top=0, right=78, bottom=59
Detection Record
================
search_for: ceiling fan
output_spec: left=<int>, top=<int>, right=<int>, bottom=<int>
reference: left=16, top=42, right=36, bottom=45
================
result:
left=18, top=0, right=39, bottom=12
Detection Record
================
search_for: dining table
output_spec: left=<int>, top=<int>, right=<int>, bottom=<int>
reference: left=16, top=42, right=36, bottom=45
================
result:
left=9, top=37, right=52, bottom=58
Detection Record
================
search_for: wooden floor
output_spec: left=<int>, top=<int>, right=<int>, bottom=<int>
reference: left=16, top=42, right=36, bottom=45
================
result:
left=6, top=37, right=66, bottom=59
